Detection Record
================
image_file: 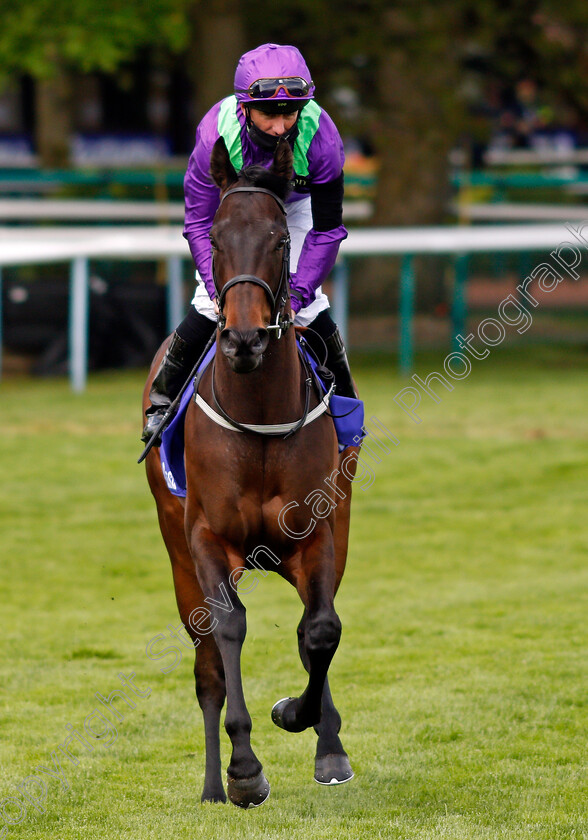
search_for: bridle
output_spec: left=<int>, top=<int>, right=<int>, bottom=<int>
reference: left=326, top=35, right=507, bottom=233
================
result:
left=212, top=186, right=293, bottom=340
left=196, top=183, right=335, bottom=437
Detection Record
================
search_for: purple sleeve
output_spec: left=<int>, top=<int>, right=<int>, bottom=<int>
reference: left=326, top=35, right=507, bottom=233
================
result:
left=289, top=109, right=348, bottom=312
left=290, top=227, right=347, bottom=312
left=183, top=103, right=223, bottom=301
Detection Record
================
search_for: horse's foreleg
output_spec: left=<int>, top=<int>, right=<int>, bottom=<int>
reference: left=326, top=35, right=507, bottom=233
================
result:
left=146, top=453, right=226, bottom=803
left=189, top=531, right=270, bottom=809
left=165, top=540, right=226, bottom=802
left=175, top=560, right=226, bottom=804
left=193, top=642, right=226, bottom=802
left=272, top=527, right=341, bottom=734
left=296, top=610, right=353, bottom=785
left=173, top=574, right=226, bottom=803
left=293, top=444, right=357, bottom=783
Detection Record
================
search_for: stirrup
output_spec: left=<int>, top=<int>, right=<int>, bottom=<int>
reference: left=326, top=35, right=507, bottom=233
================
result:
left=141, top=409, right=169, bottom=445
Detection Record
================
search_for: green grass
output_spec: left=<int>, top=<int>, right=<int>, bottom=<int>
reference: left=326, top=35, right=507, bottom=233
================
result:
left=1, top=344, right=587, bottom=839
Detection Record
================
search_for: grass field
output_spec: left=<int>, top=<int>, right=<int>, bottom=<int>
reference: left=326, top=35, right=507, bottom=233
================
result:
left=1, top=344, right=587, bottom=839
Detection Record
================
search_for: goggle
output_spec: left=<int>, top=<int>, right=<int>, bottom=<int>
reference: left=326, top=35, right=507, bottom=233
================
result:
left=237, top=77, right=313, bottom=100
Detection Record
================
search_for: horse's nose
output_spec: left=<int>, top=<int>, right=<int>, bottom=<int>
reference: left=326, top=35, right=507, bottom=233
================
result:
left=219, top=327, right=269, bottom=369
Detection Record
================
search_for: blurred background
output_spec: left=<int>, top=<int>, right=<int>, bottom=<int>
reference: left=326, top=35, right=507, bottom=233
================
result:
left=1, top=8, right=587, bottom=835
left=1, top=0, right=588, bottom=377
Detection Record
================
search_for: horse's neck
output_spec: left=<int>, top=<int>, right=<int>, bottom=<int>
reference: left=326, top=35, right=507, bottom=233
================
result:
left=214, top=330, right=304, bottom=424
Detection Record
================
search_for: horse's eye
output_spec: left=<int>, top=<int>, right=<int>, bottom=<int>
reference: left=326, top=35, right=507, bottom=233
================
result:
left=209, top=235, right=218, bottom=250
left=276, top=237, right=287, bottom=251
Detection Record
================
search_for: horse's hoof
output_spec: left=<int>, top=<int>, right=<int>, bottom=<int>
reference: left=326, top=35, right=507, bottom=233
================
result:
left=271, top=697, right=293, bottom=730
left=271, top=696, right=308, bottom=732
left=314, top=753, right=354, bottom=785
left=200, top=788, right=227, bottom=804
left=227, top=771, right=270, bottom=809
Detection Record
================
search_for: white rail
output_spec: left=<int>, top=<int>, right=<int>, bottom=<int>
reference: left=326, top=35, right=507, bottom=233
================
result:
left=454, top=203, right=588, bottom=223
left=339, top=222, right=583, bottom=254
left=1, top=219, right=586, bottom=389
left=484, top=147, right=588, bottom=166
left=0, top=198, right=370, bottom=222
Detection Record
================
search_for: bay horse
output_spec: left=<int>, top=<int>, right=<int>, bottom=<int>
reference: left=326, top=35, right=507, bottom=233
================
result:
left=143, top=136, right=359, bottom=808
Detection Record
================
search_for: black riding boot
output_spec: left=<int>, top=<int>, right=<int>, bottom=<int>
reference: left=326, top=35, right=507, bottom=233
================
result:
left=323, top=327, right=358, bottom=398
left=141, top=332, right=193, bottom=444
left=305, top=310, right=357, bottom=399
left=141, top=310, right=216, bottom=444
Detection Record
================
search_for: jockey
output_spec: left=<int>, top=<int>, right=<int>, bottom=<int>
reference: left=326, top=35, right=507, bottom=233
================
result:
left=142, top=42, right=356, bottom=444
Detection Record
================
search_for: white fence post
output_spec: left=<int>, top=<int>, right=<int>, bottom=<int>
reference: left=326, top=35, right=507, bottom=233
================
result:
left=166, top=256, right=184, bottom=334
left=331, top=259, right=349, bottom=344
left=0, top=267, right=3, bottom=382
left=69, top=257, right=89, bottom=393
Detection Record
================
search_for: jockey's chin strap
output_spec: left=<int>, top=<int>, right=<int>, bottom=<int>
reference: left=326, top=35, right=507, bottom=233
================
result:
left=212, top=186, right=293, bottom=340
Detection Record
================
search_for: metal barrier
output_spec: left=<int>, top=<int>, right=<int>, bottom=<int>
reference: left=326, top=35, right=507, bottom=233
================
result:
left=453, top=203, right=588, bottom=223
left=1, top=220, right=586, bottom=389
left=0, top=198, right=371, bottom=222
left=338, top=222, right=588, bottom=374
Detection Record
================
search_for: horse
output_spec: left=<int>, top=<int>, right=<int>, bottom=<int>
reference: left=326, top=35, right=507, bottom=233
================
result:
left=143, top=136, right=359, bottom=808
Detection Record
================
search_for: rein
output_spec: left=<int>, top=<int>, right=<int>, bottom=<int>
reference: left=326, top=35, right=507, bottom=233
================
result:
left=212, top=185, right=293, bottom=339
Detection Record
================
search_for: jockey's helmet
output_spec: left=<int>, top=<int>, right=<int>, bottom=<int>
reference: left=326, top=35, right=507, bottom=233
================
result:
left=234, top=43, right=315, bottom=115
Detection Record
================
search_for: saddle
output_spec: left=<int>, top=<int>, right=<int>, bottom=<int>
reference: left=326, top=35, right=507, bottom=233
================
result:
left=159, top=340, right=365, bottom=498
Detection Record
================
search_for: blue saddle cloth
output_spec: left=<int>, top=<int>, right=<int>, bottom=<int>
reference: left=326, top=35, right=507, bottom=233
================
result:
left=159, top=341, right=365, bottom=498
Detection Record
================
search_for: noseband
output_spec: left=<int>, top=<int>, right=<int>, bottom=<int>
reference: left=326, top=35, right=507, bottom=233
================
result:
left=212, top=186, right=293, bottom=339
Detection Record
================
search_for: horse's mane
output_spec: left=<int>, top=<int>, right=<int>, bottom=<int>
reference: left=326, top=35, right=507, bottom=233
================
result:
left=238, top=164, right=292, bottom=202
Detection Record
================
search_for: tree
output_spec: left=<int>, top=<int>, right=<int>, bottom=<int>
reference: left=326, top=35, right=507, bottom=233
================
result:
left=240, top=0, right=466, bottom=226
left=245, top=0, right=588, bottom=219
left=0, top=0, right=190, bottom=165
left=243, top=0, right=588, bottom=314
left=187, top=0, right=246, bottom=117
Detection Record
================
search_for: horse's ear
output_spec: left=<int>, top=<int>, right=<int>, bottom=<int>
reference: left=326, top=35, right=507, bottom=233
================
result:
left=271, top=138, right=294, bottom=183
left=210, top=137, right=239, bottom=191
